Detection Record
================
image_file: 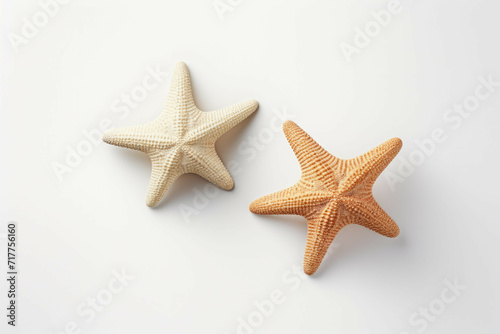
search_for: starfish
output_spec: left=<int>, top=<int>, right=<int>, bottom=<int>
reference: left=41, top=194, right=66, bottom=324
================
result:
left=103, top=62, right=258, bottom=207
left=249, top=121, right=402, bottom=275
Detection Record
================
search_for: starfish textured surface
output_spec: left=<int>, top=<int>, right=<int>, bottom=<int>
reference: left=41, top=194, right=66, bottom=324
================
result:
left=103, top=62, right=258, bottom=207
left=249, top=121, right=402, bottom=275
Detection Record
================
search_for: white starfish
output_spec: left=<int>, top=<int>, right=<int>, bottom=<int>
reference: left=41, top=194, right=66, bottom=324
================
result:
left=103, top=62, right=258, bottom=207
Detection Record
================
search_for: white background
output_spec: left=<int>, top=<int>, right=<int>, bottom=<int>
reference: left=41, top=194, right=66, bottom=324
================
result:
left=2, top=0, right=500, bottom=333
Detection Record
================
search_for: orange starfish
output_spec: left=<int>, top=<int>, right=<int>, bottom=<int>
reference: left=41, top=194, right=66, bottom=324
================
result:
left=249, top=121, right=402, bottom=275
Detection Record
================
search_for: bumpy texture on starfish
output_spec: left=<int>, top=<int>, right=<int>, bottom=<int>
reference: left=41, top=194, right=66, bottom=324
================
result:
left=103, top=62, right=258, bottom=207
left=249, top=121, right=402, bottom=275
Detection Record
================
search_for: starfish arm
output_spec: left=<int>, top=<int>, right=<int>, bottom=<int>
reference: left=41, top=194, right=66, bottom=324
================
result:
left=282, top=121, right=341, bottom=188
left=341, top=196, right=400, bottom=237
left=183, top=146, right=234, bottom=190
left=249, top=182, right=331, bottom=216
left=338, top=137, right=402, bottom=195
left=103, top=124, right=176, bottom=152
left=303, top=200, right=345, bottom=275
left=159, top=62, right=200, bottom=139
left=184, top=99, right=258, bottom=143
left=145, top=148, right=184, bottom=207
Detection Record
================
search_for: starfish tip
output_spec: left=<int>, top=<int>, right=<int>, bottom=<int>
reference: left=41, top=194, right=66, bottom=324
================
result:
left=174, top=61, right=187, bottom=68
left=390, top=137, right=403, bottom=151
left=145, top=196, right=159, bottom=208
left=282, top=120, right=297, bottom=130
left=387, top=225, right=400, bottom=238
left=102, top=130, right=115, bottom=145
left=214, top=175, right=235, bottom=191
left=246, top=99, right=259, bottom=111
left=248, top=200, right=259, bottom=213
left=221, top=180, right=234, bottom=191
left=303, top=263, right=318, bottom=276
